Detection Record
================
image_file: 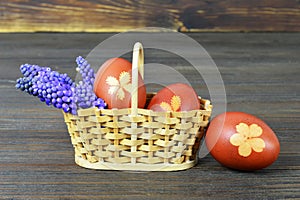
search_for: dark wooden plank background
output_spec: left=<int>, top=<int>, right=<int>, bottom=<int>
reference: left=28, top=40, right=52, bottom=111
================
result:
left=1, top=0, right=300, bottom=32
left=0, top=33, right=299, bottom=199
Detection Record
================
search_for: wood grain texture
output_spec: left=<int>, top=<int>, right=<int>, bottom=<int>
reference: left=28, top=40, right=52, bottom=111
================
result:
left=0, top=0, right=300, bottom=32
left=0, top=33, right=299, bottom=199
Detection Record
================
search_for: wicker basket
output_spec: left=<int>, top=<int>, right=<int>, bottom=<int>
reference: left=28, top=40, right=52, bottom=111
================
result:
left=63, top=42, right=212, bottom=171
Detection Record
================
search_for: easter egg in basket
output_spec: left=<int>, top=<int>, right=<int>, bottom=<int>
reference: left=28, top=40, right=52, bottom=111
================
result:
left=205, top=112, right=280, bottom=171
left=147, top=83, right=200, bottom=112
left=94, top=58, right=146, bottom=109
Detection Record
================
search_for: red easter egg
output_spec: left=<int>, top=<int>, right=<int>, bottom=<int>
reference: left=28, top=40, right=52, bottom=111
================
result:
left=94, top=58, right=146, bottom=109
left=147, top=83, right=200, bottom=112
left=205, top=112, right=280, bottom=171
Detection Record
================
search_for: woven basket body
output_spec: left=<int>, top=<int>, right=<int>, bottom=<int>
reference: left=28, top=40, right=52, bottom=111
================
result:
left=63, top=94, right=211, bottom=171
left=63, top=42, right=212, bottom=171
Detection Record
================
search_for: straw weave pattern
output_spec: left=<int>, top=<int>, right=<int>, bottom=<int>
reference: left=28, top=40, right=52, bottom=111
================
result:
left=63, top=94, right=212, bottom=170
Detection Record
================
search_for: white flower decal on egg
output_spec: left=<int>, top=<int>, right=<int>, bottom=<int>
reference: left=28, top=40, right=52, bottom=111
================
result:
left=230, top=123, right=266, bottom=157
left=106, top=71, right=132, bottom=100
left=160, top=95, right=181, bottom=112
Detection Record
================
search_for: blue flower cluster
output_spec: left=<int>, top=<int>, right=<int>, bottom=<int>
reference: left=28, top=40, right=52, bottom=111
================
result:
left=16, top=57, right=106, bottom=115
left=74, top=56, right=105, bottom=109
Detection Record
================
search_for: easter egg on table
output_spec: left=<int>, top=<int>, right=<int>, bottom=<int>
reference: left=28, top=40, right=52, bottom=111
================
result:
left=205, top=112, right=280, bottom=171
left=94, top=58, right=146, bottom=109
left=147, top=83, right=200, bottom=112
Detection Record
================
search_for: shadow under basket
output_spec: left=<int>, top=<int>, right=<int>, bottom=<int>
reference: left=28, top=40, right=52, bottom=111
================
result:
left=63, top=93, right=212, bottom=171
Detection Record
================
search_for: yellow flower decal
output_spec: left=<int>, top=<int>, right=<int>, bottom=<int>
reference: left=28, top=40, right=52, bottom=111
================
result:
left=160, top=95, right=181, bottom=111
left=106, top=71, right=132, bottom=100
left=230, top=123, right=266, bottom=157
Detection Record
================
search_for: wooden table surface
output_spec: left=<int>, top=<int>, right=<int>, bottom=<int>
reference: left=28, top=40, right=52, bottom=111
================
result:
left=0, top=33, right=299, bottom=199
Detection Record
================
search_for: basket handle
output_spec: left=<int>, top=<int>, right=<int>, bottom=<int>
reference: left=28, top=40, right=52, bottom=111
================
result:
left=131, top=42, right=144, bottom=116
